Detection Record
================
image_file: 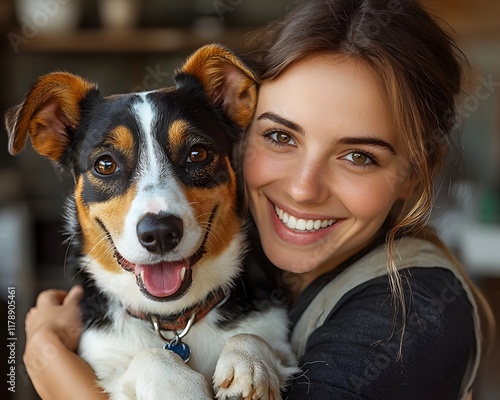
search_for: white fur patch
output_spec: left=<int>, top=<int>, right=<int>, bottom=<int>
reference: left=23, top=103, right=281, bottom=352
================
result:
left=80, top=302, right=297, bottom=399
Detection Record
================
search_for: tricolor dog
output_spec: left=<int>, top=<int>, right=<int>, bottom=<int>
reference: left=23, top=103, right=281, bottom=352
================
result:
left=5, top=44, right=298, bottom=399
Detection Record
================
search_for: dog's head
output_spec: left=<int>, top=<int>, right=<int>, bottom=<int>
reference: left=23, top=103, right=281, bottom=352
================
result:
left=5, top=44, right=257, bottom=314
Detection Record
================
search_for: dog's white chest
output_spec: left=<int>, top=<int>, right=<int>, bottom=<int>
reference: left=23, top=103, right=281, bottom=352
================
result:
left=78, top=306, right=297, bottom=400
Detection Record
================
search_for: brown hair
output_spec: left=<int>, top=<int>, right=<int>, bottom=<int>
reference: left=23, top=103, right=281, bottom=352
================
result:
left=246, top=0, right=494, bottom=353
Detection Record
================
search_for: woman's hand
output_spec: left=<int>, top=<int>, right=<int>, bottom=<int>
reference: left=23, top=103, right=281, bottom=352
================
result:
left=25, top=285, right=84, bottom=352
left=24, top=286, right=108, bottom=400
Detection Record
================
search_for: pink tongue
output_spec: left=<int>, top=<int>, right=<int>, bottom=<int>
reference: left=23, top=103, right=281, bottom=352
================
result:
left=135, top=260, right=189, bottom=298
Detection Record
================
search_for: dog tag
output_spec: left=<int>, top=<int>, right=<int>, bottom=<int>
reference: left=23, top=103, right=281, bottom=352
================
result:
left=164, top=340, right=191, bottom=363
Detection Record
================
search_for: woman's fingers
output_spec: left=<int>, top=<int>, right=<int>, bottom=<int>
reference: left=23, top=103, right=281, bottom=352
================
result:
left=35, top=286, right=83, bottom=307
left=36, top=289, right=69, bottom=307
left=63, top=285, right=84, bottom=306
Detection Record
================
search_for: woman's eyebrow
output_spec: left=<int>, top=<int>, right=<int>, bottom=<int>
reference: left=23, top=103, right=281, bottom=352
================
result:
left=257, top=112, right=305, bottom=135
left=336, top=136, right=397, bottom=155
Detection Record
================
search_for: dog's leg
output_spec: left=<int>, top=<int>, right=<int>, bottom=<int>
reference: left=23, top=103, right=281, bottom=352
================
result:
left=115, top=348, right=213, bottom=400
left=213, top=333, right=299, bottom=400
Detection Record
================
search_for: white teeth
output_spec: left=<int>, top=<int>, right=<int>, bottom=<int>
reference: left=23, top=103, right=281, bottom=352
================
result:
left=296, top=218, right=306, bottom=230
left=278, top=208, right=284, bottom=220
left=283, top=212, right=289, bottom=224
left=180, top=267, right=186, bottom=282
left=140, top=270, right=145, bottom=281
left=274, top=206, right=336, bottom=232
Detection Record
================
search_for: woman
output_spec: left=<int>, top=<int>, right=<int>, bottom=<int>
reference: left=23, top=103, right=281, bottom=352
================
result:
left=240, top=1, right=494, bottom=398
left=24, top=0, right=493, bottom=399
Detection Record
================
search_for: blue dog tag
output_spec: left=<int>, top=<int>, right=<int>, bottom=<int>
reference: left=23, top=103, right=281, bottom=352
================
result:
left=164, top=340, right=191, bottom=363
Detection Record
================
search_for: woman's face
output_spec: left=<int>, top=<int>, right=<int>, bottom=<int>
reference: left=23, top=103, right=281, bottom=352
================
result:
left=242, top=54, right=414, bottom=292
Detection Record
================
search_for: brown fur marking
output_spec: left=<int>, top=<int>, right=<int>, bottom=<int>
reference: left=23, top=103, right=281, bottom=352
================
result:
left=75, top=176, right=138, bottom=273
left=168, top=120, right=190, bottom=156
left=179, top=44, right=257, bottom=128
left=183, top=155, right=240, bottom=260
left=104, top=125, right=135, bottom=161
left=9, top=72, right=96, bottom=158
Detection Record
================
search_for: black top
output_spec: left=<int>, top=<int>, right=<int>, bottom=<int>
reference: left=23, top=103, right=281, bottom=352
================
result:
left=283, top=266, right=475, bottom=399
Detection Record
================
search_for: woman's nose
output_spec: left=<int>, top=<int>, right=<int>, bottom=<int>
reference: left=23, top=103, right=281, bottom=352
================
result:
left=284, top=157, right=329, bottom=205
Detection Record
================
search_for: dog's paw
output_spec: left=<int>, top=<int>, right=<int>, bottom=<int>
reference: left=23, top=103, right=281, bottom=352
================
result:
left=213, top=334, right=289, bottom=400
left=117, top=348, right=212, bottom=400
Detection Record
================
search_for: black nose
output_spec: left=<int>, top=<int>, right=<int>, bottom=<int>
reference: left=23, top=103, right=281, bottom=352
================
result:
left=136, top=213, right=183, bottom=254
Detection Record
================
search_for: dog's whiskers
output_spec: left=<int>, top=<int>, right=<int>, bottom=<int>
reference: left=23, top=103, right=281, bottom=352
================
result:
left=63, top=231, right=79, bottom=278
left=86, top=232, right=112, bottom=257
left=208, top=226, right=224, bottom=248
left=70, top=263, right=87, bottom=283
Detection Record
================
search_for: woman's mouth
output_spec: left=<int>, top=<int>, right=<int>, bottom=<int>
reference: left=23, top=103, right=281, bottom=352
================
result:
left=270, top=202, right=340, bottom=246
left=274, top=205, right=337, bottom=231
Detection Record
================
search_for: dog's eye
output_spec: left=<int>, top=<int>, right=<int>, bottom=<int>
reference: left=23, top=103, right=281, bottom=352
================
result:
left=187, top=145, right=209, bottom=163
left=95, top=155, right=117, bottom=175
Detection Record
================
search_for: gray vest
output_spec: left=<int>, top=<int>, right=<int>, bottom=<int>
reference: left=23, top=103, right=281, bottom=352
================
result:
left=290, top=238, right=481, bottom=400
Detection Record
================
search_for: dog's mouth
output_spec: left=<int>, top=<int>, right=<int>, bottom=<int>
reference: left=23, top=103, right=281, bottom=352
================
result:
left=98, top=207, right=216, bottom=302
left=115, top=252, right=199, bottom=301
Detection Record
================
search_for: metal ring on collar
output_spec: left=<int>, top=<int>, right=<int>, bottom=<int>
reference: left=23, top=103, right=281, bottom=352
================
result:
left=151, top=311, right=197, bottom=343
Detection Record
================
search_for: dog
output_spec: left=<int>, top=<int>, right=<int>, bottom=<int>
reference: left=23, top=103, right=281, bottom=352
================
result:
left=5, top=44, right=298, bottom=400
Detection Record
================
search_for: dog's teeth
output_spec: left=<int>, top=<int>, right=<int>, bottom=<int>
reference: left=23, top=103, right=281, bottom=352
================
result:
left=140, top=270, right=145, bottom=281
left=180, top=267, right=186, bottom=282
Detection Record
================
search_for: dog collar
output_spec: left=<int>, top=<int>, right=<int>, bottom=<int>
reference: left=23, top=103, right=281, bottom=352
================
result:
left=127, top=288, right=228, bottom=332
left=127, top=289, right=228, bottom=363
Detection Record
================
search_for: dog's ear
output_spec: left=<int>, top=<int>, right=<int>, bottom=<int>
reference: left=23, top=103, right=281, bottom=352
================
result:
left=175, top=44, right=258, bottom=128
left=5, top=72, right=98, bottom=162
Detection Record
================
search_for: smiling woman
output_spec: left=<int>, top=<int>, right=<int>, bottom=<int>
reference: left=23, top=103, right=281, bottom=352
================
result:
left=240, top=0, right=495, bottom=399
left=243, top=54, right=414, bottom=287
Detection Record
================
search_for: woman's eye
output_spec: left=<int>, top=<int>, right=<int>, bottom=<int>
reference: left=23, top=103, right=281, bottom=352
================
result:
left=344, top=151, right=376, bottom=166
left=266, top=130, right=296, bottom=146
left=94, top=155, right=117, bottom=175
left=187, top=145, right=209, bottom=163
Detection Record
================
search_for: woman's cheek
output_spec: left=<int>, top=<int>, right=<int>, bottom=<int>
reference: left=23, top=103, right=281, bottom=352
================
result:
left=243, top=146, right=280, bottom=188
left=337, top=174, right=399, bottom=219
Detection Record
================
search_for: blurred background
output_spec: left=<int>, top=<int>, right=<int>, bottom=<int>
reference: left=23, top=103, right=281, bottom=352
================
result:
left=0, top=0, right=498, bottom=399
